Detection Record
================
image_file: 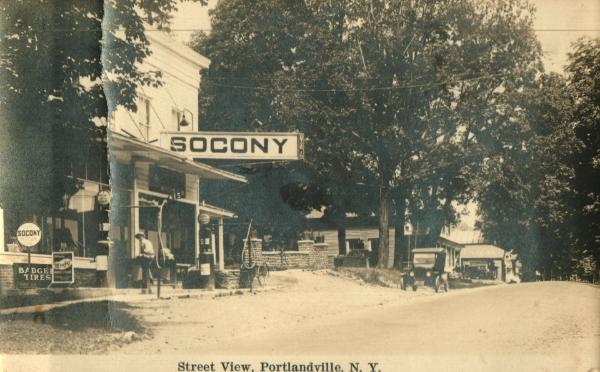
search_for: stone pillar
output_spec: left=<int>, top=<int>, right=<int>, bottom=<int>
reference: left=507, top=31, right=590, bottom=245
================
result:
left=298, top=240, right=314, bottom=253
left=313, top=243, right=330, bottom=269
left=298, top=240, right=314, bottom=268
left=242, top=238, right=263, bottom=266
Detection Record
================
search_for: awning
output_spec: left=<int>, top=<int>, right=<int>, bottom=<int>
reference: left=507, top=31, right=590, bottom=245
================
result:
left=109, top=132, right=247, bottom=183
left=199, top=202, right=235, bottom=218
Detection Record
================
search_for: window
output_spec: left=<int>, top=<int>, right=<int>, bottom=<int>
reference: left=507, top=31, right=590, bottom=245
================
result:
left=138, top=97, right=151, bottom=141
left=66, top=145, right=108, bottom=183
left=3, top=209, right=103, bottom=258
left=347, top=239, right=365, bottom=251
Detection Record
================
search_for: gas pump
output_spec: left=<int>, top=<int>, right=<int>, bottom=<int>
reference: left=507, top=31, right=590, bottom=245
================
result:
left=95, top=189, right=111, bottom=286
left=197, top=213, right=215, bottom=290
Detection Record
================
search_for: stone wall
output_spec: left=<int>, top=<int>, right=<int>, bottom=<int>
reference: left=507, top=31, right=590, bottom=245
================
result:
left=215, top=270, right=240, bottom=290
left=262, top=240, right=333, bottom=270
left=0, top=265, right=14, bottom=293
left=263, top=251, right=310, bottom=269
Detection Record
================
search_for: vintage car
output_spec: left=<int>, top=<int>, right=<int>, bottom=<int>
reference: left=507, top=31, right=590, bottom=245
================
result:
left=403, top=248, right=449, bottom=292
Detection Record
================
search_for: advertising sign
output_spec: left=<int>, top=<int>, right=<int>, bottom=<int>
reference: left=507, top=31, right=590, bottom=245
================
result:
left=13, top=264, right=52, bottom=289
left=52, top=251, right=74, bottom=284
left=161, top=131, right=304, bottom=160
left=16, top=223, right=41, bottom=247
left=97, top=190, right=112, bottom=206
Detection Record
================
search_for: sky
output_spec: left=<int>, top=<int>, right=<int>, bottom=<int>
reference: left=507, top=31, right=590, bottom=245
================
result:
left=171, top=0, right=600, bottom=74
left=169, top=0, right=599, bottom=229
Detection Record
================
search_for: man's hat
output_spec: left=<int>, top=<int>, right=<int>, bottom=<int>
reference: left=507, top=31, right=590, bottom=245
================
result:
left=135, top=232, right=145, bottom=238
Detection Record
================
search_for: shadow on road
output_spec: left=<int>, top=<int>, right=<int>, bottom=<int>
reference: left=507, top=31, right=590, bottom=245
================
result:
left=0, top=300, right=143, bottom=332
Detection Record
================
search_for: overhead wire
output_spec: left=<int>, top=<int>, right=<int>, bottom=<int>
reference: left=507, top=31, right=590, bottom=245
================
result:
left=203, top=72, right=508, bottom=93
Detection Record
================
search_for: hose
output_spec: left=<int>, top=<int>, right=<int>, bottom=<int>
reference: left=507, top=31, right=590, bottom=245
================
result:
left=240, top=220, right=256, bottom=270
left=154, top=200, right=168, bottom=270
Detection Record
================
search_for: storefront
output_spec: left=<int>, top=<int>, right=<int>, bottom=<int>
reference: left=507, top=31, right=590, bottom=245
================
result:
left=108, top=132, right=245, bottom=287
left=459, top=244, right=514, bottom=281
left=0, top=135, right=244, bottom=292
left=0, top=25, right=246, bottom=292
left=0, top=156, right=111, bottom=291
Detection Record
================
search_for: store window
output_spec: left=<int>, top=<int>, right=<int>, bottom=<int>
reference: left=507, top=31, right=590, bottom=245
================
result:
left=2, top=180, right=109, bottom=258
left=149, top=165, right=186, bottom=199
left=4, top=211, right=104, bottom=258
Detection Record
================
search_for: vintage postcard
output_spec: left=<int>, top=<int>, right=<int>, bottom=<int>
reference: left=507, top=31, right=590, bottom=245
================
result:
left=0, top=0, right=598, bottom=371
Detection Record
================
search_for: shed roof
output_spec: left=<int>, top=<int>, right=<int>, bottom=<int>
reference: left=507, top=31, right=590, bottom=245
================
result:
left=460, top=244, right=506, bottom=259
left=413, top=248, right=445, bottom=254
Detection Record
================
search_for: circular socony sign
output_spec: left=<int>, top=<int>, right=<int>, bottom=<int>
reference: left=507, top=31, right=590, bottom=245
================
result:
left=97, top=190, right=111, bottom=206
left=16, top=223, right=41, bottom=247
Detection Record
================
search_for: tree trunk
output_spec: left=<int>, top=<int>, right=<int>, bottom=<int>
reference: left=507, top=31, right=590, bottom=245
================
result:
left=378, top=186, right=391, bottom=268
left=393, top=213, right=406, bottom=268
left=393, top=187, right=408, bottom=268
left=337, top=223, right=346, bottom=256
left=419, top=218, right=444, bottom=247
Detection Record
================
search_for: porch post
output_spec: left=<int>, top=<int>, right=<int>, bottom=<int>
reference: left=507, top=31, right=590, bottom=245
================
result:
left=218, top=218, right=225, bottom=270
left=130, top=158, right=139, bottom=258
left=194, top=205, right=200, bottom=268
left=0, top=207, right=4, bottom=252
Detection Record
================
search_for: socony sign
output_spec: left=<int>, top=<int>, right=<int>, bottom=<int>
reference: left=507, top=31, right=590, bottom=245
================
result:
left=161, top=132, right=304, bottom=160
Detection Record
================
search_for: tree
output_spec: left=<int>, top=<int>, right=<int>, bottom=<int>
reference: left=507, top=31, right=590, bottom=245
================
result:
left=477, top=38, right=600, bottom=280
left=193, top=0, right=543, bottom=268
left=476, top=73, right=578, bottom=278
left=280, top=0, right=542, bottom=267
left=0, top=0, right=205, bottom=231
left=566, top=37, right=600, bottom=278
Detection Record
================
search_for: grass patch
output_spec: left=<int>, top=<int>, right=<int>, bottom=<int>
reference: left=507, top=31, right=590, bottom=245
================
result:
left=0, top=300, right=146, bottom=353
left=334, top=268, right=405, bottom=288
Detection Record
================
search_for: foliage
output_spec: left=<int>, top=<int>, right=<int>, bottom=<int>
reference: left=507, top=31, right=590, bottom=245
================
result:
left=194, top=0, right=543, bottom=268
left=0, top=0, right=204, bottom=227
left=476, top=72, right=583, bottom=278
left=476, top=38, right=600, bottom=278
left=566, top=37, right=600, bottom=273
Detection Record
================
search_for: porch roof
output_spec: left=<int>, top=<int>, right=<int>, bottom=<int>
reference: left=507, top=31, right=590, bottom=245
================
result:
left=460, top=244, right=506, bottom=259
left=109, top=132, right=247, bottom=183
left=412, top=247, right=445, bottom=254
left=199, top=202, right=235, bottom=218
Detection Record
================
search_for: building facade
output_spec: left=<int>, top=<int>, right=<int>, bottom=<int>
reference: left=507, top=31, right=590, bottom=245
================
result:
left=305, top=214, right=462, bottom=270
left=0, top=27, right=244, bottom=292
left=460, top=244, right=521, bottom=282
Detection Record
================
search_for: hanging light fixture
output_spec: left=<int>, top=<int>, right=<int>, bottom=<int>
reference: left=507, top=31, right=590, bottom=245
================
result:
left=178, top=108, right=194, bottom=131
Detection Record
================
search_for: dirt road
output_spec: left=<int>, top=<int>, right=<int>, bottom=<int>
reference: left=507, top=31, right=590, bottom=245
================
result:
left=112, top=270, right=436, bottom=353
left=111, top=271, right=599, bottom=371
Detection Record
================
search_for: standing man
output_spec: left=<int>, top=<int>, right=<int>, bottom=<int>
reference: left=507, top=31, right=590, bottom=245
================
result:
left=135, top=232, right=154, bottom=293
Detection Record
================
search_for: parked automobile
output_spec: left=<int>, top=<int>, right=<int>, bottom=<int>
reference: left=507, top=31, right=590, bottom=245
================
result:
left=408, top=248, right=450, bottom=292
